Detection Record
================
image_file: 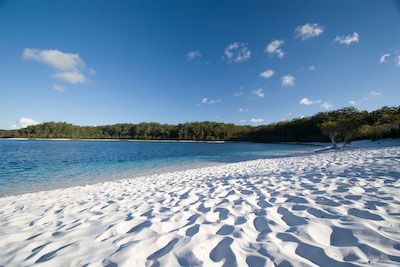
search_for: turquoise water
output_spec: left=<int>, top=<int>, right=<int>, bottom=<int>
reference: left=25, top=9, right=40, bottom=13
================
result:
left=0, top=139, right=317, bottom=196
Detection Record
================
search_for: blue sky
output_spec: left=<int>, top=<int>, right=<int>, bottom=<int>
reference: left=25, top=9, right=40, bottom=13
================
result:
left=1, top=0, right=399, bottom=129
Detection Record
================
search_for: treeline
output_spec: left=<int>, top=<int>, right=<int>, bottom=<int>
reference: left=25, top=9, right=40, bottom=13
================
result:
left=0, top=106, right=399, bottom=143
left=0, top=122, right=252, bottom=141
left=245, top=106, right=400, bottom=143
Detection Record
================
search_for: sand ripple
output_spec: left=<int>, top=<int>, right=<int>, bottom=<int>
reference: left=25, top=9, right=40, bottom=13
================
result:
left=0, top=144, right=400, bottom=266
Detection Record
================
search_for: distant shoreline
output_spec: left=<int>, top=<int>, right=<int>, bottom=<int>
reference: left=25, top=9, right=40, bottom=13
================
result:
left=1, top=137, right=386, bottom=146
left=2, top=137, right=227, bottom=143
left=1, top=137, right=328, bottom=145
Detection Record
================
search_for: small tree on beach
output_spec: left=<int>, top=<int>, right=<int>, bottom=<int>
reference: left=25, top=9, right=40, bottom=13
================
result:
left=337, top=119, right=359, bottom=147
left=321, top=121, right=339, bottom=148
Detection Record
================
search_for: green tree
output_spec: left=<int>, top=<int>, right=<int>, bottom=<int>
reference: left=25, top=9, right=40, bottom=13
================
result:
left=321, top=121, right=340, bottom=148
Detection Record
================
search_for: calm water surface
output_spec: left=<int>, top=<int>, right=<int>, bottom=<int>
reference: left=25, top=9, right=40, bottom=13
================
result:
left=0, top=139, right=318, bottom=196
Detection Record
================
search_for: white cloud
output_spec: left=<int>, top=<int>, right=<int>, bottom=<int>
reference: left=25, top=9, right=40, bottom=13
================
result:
left=265, top=40, right=285, bottom=58
left=22, top=48, right=84, bottom=70
left=238, top=108, right=249, bottom=112
left=299, top=98, right=314, bottom=105
left=12, top=117, right=40, bottom=129
left=295, top=23, right=324, bottom=40
left=53, top=71, right=85, bottom=84
left=350, top=91, right=383, bottom=106
left=250, top=118, right=264, bottom=124
left=334, top=32, right=359, bottom=46
left=282, top=75, right=295, bottom=86
left=252, top=88, right=264, bottom=98
left=349, top=96, right=368, bottom=106
left=201, top=97, right=221, bottom=105
left=239, top=119, right=247, bottom=123
left=259, top=69, right=274, bottom=79
left=321, top=101, right=333, bottom=109
left=22, top=48, right=91, bottom=85
left=186, top=51, right=202, bottom=61
left=299, top=98, right=331, bottom=109
left=52, top=84, right=65, bottom=92
left=233, top=91, right=244, bottom=97
left=369, top=90, right=382, bottom=96
left=309, top=65, right=317, bottom=71
left=378, top=54, right=400, bottom=66
left=224, top=42, right=251, bottom=63
left=379, top=53, right=390, bottom=64
left=234, top=86, right=266, bottom=99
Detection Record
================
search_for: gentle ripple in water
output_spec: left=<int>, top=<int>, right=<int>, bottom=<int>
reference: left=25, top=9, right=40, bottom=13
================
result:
left=0, top=139, right=318, bottom=196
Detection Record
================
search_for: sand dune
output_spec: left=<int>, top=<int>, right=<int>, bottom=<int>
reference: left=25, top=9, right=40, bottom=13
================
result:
left=0, top=143, right=400, bottom=266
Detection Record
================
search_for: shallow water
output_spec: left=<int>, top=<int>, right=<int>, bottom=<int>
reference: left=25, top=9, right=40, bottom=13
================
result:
left=0, top=139, right=317, bottom=195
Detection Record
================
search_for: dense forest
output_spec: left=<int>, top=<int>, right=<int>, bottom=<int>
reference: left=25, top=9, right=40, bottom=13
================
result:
left=1, top=106, right=399, bottom=144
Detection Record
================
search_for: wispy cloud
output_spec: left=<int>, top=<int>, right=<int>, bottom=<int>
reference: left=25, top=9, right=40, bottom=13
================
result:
left=12, top=117, right=40, bottom=129
left=282, top=75, right=295, bottom=86
left=53, top=71, right=85, bottom=84
left=224, top=42, right=251, bottom=63
left=259, top=69, right=274, bottom=79
left=334, top=32, right=359, bottom=46
left=22, top=48, right=84, bottom=70
left=379, top=53, right=390, bottom=64
left=234, top=86, right=266, bottom=99
left=309, top=65, right=317, bottom=71
left=378, top=53, right=400, bottom=66
left=252, top=88, right=264, bottom=98
left=299, top=98, right=332, bottom=109
left=349, top=90, right=382, bottom=106
left=295, top=23, right=324, bottom=40
left=369, top=90, right=383, bottom=96
left=198, top=97, right=221, bottom=106
left=299, top=98, right=314, bottom=105
left=265, top=40, right=285, bottom=58
left=238, top=108, right=249, bottom=112
left=321, top=101, right=333, bottom=109
left=349, top=97, right=368, bottom=106
left=52, top=84, right=65, bottom=92
left=250, top=118, right=264, bottom=124
left=22, top=48, right=92, bottom=87
left=186, top=51, right=202, bottom=61
left=233, top=90, right=244, bottom=97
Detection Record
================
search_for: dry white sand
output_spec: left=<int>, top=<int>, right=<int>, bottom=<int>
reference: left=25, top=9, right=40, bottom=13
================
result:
left=0, top=142, right=400, bottom=266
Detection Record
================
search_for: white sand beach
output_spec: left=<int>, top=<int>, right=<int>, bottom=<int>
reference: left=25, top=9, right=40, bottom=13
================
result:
left=0, top=141, right=400, bottom=266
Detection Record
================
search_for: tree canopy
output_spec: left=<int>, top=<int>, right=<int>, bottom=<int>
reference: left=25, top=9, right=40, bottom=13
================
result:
left=1, top=106, right=399, bottom=143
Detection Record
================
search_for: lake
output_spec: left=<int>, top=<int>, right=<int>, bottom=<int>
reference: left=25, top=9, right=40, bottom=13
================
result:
left=0, top=139, right=318, bottom=196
